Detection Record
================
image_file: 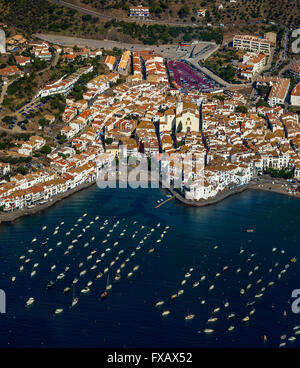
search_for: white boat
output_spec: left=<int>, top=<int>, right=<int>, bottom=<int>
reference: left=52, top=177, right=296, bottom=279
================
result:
left=31, top=238, right=37, bottom=243
left=185, top=272, right=191, bottom=278
left=240, top=289, right=245, bottom=295
left=81, top=287, right=90, bottom=294
left=96, top=273, right=103, bottom=279
left=28, top=249, right=33, bottom=253
left=155, top=301, right=164, bottom=307
left=209, top=285, right=214, bottom=291
left=201, top=276, right=206, bottom=281
left=288, top=336, right=296, bottom=342
left=213, top=307, right=220, bottom=313
left=178, top=289, right=184, bottom=296
left=227, top=326, right=234, bottom=332
left=185, top=314, right=195, bottom=320
left=133, top=265, right=140, bottom=272
left=127, top=272, right=133, bottom=278
left=207, top=318, right=218, bottom=323
left=19, top=266, right=24, bottom=272
left=80, top=270, right=87, bottom=277
left=42, top=226, right=47, bottom=230
left=192, top=281, right=199, bottom=288
left=204, top=329, right=214, bottom=333
left=79, top=262, right=83, bottom=268
left=57, top=273, right=65, bottom=280
left=51, top=265, right=56, bottom=271
left=54, top=308, right=63, bottom=315
left=242, top=316, right=250, bottom=322
left=64, top=287, right=71, bottom=294
left=30, top=271, right=36, bottom=277
left=26, top=297, right=34, bottom=307
left=228, top=313, right=235, bottom=319
left=255, top=293, right=263, bottom=298
left=72, top=278, right=79, bottom=284
left=57, top=242, right=62, bottom=246
left=87, top=281, right=93, bottom=287
left=91, top=265, right=97, bottom=270
left=224, top=302, right=229, bottom=308
left=12, top=276, right=16, bottom=283
left=162, top=310, right=170, bottom=316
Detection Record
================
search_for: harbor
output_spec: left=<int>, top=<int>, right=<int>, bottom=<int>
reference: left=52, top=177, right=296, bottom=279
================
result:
left=0, top=185, right=300, bottom=347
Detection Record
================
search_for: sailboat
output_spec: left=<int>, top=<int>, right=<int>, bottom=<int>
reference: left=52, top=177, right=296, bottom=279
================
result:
left=71, top=286, right=78, bottom=308
left=101, top=275, right=111, bottom=299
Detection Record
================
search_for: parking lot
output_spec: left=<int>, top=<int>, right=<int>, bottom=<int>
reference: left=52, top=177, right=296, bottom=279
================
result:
left=168, top=60, right=222, bottom=92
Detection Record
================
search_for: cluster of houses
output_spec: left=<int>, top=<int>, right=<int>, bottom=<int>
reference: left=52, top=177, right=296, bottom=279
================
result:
left=36, top=66, right=93, bottom=98
left=2, top=42, right=300, bottom=211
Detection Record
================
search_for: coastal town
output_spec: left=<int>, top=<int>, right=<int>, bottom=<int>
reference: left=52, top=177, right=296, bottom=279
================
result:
left=0, top=9, right=300, bottom=214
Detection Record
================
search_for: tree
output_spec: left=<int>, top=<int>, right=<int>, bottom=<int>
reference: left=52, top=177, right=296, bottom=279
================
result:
left=236, top=106, right=248, bottom=114
left=40, top=145, right=52, bottom=154
left=177, top=121, right=183, bottom=133
left=16, top=166, right=28, bottom=175
left=105, top=138, right=113, bottom=145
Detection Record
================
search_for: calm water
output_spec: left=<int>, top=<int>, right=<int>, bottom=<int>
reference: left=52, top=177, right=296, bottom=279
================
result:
left=0, top=185, right=300, bottom=348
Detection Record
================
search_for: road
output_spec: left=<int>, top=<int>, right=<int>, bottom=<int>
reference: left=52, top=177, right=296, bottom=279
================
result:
left=269, top=27, right=290, bottom=74
left=34, top=33, right=185, bottom=59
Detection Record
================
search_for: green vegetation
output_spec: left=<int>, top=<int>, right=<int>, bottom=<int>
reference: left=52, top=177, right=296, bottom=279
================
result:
left=203, top=60, right=236, bottom=83
left=105, top=138, right=114, bottom=145
left=264, top=167, right=293, bottom=179
left=16, top=165, right=28, bottom=175
left=236, top=106, right=248, bottom=114
left=0, top=156, right=31, bottom=164
left=40, top=145, right=52, bottom=154
left=104, top=19, right=223, bottom=44
left=57, top=133, right=67, bottom=145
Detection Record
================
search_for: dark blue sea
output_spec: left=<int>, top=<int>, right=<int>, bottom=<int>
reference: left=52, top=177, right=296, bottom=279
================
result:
left=0, top=185, right=300, bottom=348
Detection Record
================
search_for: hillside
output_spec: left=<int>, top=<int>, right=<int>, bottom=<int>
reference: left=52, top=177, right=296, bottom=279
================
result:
left=70, top=0, right=300, bottom=28
left=0, top=0, right=223, bottom=45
